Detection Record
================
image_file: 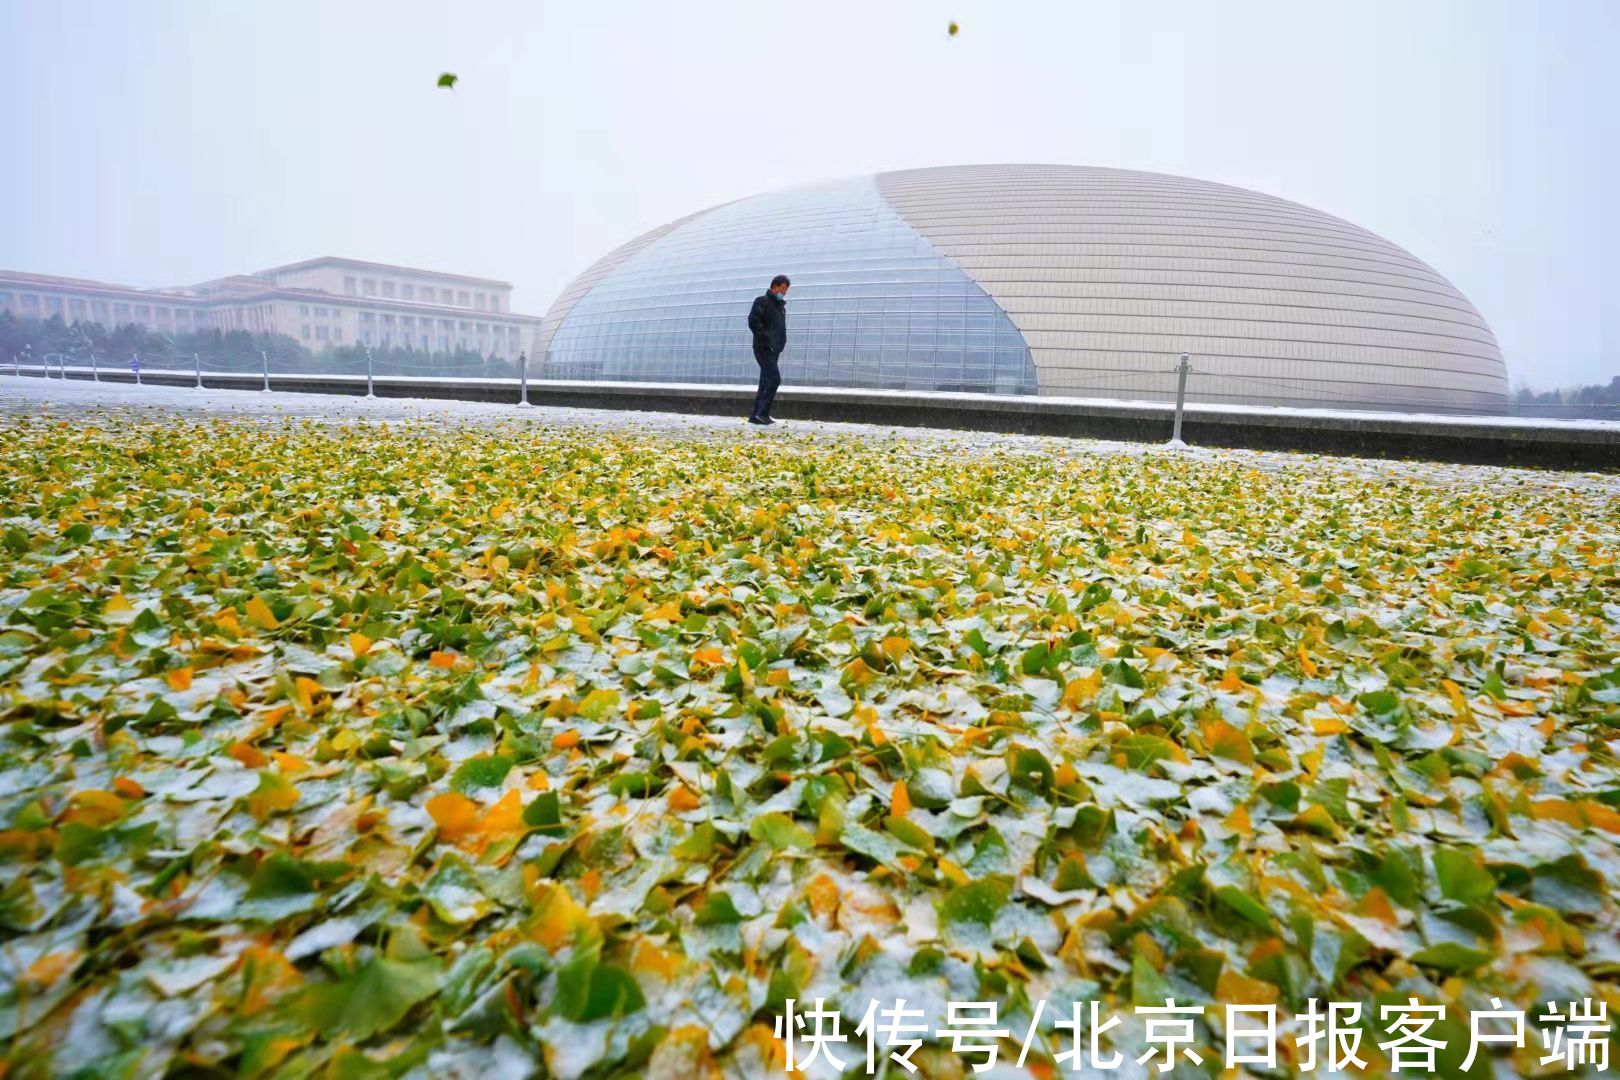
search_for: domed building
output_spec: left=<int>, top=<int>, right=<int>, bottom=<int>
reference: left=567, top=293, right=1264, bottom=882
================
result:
left=535, top=165, right=1507, bottom=412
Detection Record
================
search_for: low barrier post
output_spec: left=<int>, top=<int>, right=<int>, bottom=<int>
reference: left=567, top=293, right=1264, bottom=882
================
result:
left=194, top=352, right=203, bottom=390
left=518, top=351, right=531, bottom=407
left=90, top=347, right=99, bottom=382
left=261, top=350, right=271, bottom=393
left=1167, top=353, right=1191, bottom=449
left=132, top=352, right=142, bottom=386
left=365, top=345, right=375, bottom=399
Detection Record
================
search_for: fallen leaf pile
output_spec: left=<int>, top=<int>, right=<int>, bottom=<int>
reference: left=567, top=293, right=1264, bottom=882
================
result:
left=1, top=413, right=1618, bottom=1077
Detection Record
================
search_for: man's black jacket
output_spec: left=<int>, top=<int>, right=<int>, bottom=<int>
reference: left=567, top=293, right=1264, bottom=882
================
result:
left=747, top=292, right=787, bottom=356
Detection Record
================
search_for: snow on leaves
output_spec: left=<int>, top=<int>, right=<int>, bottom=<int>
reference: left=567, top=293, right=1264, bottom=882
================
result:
left=0, top=412, right=1617, bottom=1076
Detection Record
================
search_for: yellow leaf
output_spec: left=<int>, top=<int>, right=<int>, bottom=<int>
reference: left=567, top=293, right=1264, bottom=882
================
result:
left=348, top=632, right=372, bottom=657
left=1312, top=717, right=1348, bottom=736
left=881, top=635, right=910, bottom=662
left=1201, top=719, right=1254, bottom=764
left=1224, top=804, right=1253, bottom=837
left=1297, top=643, right=1319, bottom=678
left=63, top=790, right=127, bottom=828
left=643, top=600, right=682, bottom=623
left=244, top=596, right=279, bottom=630
left=247, top=772, right=300, bottom=819
left=532, top=883, right=592, bottom=951
left=426, top=792, right=481, bottom=844
left=1218, top=668, right=1246, bottom=693
left=292, top=675, right=322, bottom=713
left=1061, top=670, right=1102, bottom=710
left=1216, top=968, right=1278, bottom=1005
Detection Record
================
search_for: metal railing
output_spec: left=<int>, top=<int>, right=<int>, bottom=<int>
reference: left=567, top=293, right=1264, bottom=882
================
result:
left=6, top=347, right=1617, bottom=437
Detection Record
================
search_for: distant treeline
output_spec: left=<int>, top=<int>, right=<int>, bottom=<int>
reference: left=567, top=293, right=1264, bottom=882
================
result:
left=1510, top=376, right=1620, bottom=420
left=0, top=311, right=520, bottom=378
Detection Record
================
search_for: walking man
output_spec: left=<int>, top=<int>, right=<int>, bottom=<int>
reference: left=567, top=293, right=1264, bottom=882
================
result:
left=746, top=274, right=789, bottom=425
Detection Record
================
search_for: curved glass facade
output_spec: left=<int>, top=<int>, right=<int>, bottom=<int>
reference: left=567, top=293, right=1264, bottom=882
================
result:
left=542, top=177, right=1038, bottom=395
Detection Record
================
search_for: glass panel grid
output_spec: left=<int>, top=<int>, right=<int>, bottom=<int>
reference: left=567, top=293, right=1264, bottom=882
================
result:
left=543, top=177, right=1037, bottom=395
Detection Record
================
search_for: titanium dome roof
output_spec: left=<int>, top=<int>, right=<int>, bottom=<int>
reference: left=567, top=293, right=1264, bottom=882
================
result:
left=538, top=164, right=1508, bottom=412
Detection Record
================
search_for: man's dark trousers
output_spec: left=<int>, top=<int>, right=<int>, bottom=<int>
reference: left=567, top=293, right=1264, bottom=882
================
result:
left=751, top=342, right=781, bottom=420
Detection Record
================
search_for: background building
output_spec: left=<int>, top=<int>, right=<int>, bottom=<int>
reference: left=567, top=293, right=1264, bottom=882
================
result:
left=537, top=165, right=1509, bottom=412
left=0, top=257, right=540, bottom=361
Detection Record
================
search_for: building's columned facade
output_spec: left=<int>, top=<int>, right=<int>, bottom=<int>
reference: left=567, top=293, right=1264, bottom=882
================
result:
left=0, top=256, right=541, bottom=360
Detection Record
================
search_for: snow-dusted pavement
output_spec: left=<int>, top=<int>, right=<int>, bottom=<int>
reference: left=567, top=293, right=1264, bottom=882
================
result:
left=3, top=374, right=1616, bottom=495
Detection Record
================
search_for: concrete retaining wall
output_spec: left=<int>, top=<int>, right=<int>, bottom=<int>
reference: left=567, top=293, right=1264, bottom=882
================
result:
left=26, top=367, right=1619, bottom=471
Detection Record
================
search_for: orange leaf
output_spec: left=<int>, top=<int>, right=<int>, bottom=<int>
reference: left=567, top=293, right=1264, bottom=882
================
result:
left=165, top=666, right=193, bottom=691
left=228, top=742, right=269, bottom=769
left=890, top=780, right=911, bottom=818
left=427, top=793, right=481, bottom=844
left=1218, top=668, right=1246, bottom=693
left=429, top=650, right=458, bottom=669
left=112, top=777, right=146, bottom=799
left=1224, top=803, right=1253, bottom=837
left=478, top=789, right=528, bottom=847
left=272, top=751, right=310, bottom=774
left=1296, top=643, right=1319, bottom=678
left=668, top=785, right=702, bottom=813
left=550, top=729, right=581, bottom=751
left=805, top=874, right=840, bottom=919
left=1355, top=886, right=1400, bottom=926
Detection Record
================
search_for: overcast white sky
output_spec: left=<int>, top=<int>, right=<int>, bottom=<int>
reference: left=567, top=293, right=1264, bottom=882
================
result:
left=2, top=0, right=1615, bottom=388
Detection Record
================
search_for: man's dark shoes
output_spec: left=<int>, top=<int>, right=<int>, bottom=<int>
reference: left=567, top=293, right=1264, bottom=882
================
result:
left=747, top=416, right=771, bottom=425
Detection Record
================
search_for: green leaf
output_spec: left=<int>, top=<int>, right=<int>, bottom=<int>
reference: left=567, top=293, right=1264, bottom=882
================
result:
left=1358, top=690, right=1401, bottom=716
left=1409, top=942, right=1493, bottom=972
left=939, top=875, right=1011, bottom=927
left=673, top=822, right=719, bottom=861
left=693, top=891, right=743, bottom=926
left=575, top=963, right=645, bottom=1021
left=1432, top=848, right=1496, bottom=906
left=1130, top=952, right=1174, bottom=1007
left=246, top=853, right=351, bottom=899
left=299, top=955, right=445, bottom=1040
left=1213, top=885, right=1274, bottom=930
left=450, top=754, right=513, bottom=793
left=1115, top=734, right=1174, bottom=771
left=437, top=72, right=458, bottom=89
left=749, top=812, right=814, bottom=850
